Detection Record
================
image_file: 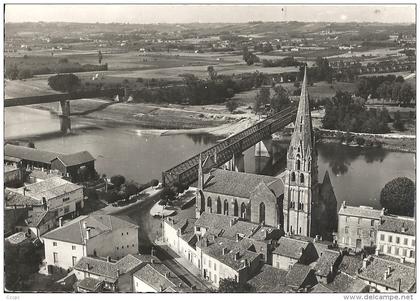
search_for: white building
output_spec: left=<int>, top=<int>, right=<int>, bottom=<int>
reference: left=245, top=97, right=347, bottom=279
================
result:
left=42, top=214, right=139, bottom=272
left=376, top=215, right=415, bottom=263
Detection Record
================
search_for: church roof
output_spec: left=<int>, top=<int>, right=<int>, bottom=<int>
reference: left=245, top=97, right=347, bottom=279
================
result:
left=289, top=67, right=314, bottom=156
left=201, top=169, right=283, bottom=199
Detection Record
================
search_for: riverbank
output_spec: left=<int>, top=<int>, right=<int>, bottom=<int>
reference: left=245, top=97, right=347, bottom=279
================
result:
left=31, top=98, right=259, bottom=138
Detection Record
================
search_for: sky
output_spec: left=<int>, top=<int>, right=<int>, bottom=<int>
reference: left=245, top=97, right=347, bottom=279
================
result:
left=5, top=4, right=416, bottom=24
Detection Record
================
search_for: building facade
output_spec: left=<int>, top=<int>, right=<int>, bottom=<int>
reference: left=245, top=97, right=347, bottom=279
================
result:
left=337, top=202, right=383, bottom=251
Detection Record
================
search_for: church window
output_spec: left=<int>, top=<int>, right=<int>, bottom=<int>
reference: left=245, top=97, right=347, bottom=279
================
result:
left=345, top=226, right=349, bottom=234
left=201, top=195, right=205, bottom=212
left=223, top=199, right=229, bottom=215
left=296, top=160, right=301, bottom=171
left=301, top=203, right=304, bottom=211
left=233, top=200, right=238, bottom=216
left=299, top=227, right=302, bottom=234
left=216, top=198, right=222, bottom=214
left=290, top=225, right=293, bottom=234
left=207, top=197, right=212, bottom=208
left=259, top=203, right=265, bottom=224
left=290, top=201, right=294, bottom=209
left=240, top=203, right=246, bottom=219
left=300, top=174, right=304, bottom=184
left=308, top=161, right=310, bottom=170
left=291, top=172, right=296, bottom=182
left=371, top=220, right=375, bottom=227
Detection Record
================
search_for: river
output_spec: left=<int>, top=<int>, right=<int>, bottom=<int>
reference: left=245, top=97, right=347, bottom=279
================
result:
left=5, top=106, right=415, bottom=209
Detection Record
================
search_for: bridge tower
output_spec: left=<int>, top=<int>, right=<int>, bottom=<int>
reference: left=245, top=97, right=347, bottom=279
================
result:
left=58, top=100, right=71, bottom=133
left=283, top=67, right=318, bottom=237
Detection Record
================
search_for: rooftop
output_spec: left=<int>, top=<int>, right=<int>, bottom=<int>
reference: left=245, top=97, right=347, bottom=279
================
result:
left=54, top=151, right=95, bottom=166
left=133, top=261, right=187, bottom=292
left=378, top=215, right=415, bottom=236
left=5, top=232, right=30, bottom=245
left=273, top=236, right=311, bottom=260
left=23, top=177, right=82, bottom=200
left=199, top=236, right=260, bottom=272
left=325, top=272, right=367, bottom=293
left=286, top=263, right=313, bottom=289
left=43, top=214, right=138, bottom=244
left=200, top=169, right=283, bottom=199
left=5, top=144, right=59, bottom=164
left=247, top=264, right=288, bottom=293
left=314, top=250, right=341, bottom=277
left=357, top=256, right=415, bottom=292
left=77, top=277, right=103, bottom=292
left=5, top=189, right=42, bottom=207
left=339, top=255, right=364, bottom=277
left=17, top=209, right=56, bottom=228
left=338, top=203, right=382, bottom=220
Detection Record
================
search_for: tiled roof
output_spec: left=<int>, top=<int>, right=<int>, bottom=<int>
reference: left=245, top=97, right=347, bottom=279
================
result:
left=247, top=264, right=288, bottom=292
left=42, top=214, right=138, bottom=244
left=4, top=165, right=19, bottom=173
left=54, top=151, right=95, bottom=166
left=357, top=256, right=415, bottom=292
left=28, top=169, right=62, bottom=180
left=5, top=144, right=59, bottom=164
left=273, top=236, right=310, bottom=259
left=286, top=263, right=313, bottom=288
left=311, top=283, right=333, bottom=293
left=195, top=212, right=278, bottom=241
left=199, top=236, right=260, bottom=271
left=133, top=262, right=187, bottom=292
left=201, top=169, right=283, bottom=199
left=24, top=177, right=82, bottom=200
left=325, top=273, right=367, bottom=293
left=339, top=255, right=364, bottom=277
left=5, top=232, right=30, bottom=245
left=77, top=277, right=103, bottom=291
left=314, top=250, right=341, bottom=277
left=74, top=254, right=145, bottom=280
left=5, top=189, right=42, bottom=207
left=22, top=209, right=56, bottom=227
left=378, top=215, right=415, bottom=236
left=338, top=204, right=382, bottom=219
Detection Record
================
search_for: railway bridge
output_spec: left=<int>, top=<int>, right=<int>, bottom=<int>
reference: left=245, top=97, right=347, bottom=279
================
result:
left=162, top=105, right=297, bottom=190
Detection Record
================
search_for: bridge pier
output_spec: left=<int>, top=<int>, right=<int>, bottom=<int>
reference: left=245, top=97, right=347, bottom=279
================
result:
left=58, top=100, right=71, bottom=133
left=224, top=152, right=245, bottom=172
left=254, top=137, right=273, bottom=158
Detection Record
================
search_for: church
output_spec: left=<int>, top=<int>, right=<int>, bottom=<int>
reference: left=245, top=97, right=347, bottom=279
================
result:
left=195, top=68, right=337, bottom=239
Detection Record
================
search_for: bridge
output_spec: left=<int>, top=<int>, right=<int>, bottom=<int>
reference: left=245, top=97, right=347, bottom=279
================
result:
left=162, top=105, right=297, bottom=190
left=5, top=89, right=124, bottom=133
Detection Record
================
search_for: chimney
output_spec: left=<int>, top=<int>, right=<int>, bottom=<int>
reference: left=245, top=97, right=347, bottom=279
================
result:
left=222, top=247, right=229, bottom=255
left=230, top=219, right=237, bottom=227
left=234, top=252, right=240, bottom=261
left=400, top=257, right=405, bottom=264
left=235, top=233, right=240, bottom=242
left=165, top=272, right=170, bottom=279
left=330, top=265, right=334, bottom=274
left=116, top=269, right=120, bottom=277
left=387, top=266, right=392, bottom=274
left=82, top=221, right=87, bottom=229
left=58, top=217, right=63, bottom=227
left=375, top=248, right=380, bottom=256
left=342, top=201, right=346, bottom=209
left=86, top=228, right=91, bottom=240
left=87, top=263, right=91, bottom=270
left=151, top=247, right=156, bottom=257
left=397, top=278, right=402, bottom=293
left=401, top=223, right=406, bottom=233
left=242, top=259, right=248, bottom=268
left=23, top=187, right=26, bottom=196
left=151, top=258, right=155, bottom=264
left=383, top=272, right=389, bottom=280
left=107, top=256, right=111, bottom=262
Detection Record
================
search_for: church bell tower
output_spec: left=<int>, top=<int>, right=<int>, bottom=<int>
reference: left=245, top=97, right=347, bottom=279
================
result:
left=283, top=67, right=318, bottom=237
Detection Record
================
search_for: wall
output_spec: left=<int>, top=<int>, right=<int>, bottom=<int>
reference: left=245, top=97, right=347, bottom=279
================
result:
left=86, top=226, right=139, bottom=260
left=46, top=187, right=84, bottom=218
left=272, top=254, right=297, bottom=270
left=4, top=168, right=23, bottom=187
left=200, top=191, right=250, bottom=220
left=337, top=214, right=379, bottom=250
left=249, top=183, right=281, bottom=227
left=376, top=231, right=415, bottom=263
left=133, top=277, right=157, bottom=292
left=44, top=238, right=85, bottom=271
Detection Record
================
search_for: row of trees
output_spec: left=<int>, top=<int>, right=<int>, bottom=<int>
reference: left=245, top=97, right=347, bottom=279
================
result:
left=322, top=91, right=392, bottom=134
left=356, top=75, right=415, bottom=106
left=261, top=56, right=301, bottom=68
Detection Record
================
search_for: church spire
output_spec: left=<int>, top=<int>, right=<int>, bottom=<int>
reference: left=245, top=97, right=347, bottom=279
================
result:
left=289, top=66, right=314, bottom=155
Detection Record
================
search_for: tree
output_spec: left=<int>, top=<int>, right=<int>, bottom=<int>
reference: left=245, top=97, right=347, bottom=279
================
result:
left=150, top=179, right=159, bottom=187
left=393, top=111, right=405, bottom=131
left=5, top=64, right=19, bottom=80
left=218, top=278, right=254, bottom=293
left=270, top=85, right=290, bottom=113
left=254, top=87, right=270, bottom=114
left=380, top=177, right=415, bottom=217
left=98, top=50, right=103, bottom=64
left=17, top=69, right=33, bottom=80
left=207, top=66, right=217, bottom=81
left=225, top=99, right=239, bottom=113
left=48, top=74, right=81, bottom=92
left=110, top=175, right=126, bottom=188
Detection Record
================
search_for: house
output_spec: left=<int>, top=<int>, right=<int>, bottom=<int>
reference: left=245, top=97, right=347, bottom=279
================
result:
left=196, top=235, right=262, bottom=288
left=15, top=208, right=57, bottom=239
left=285, top=263, right=317, bottom=292
left=50, top=151, right=96, bottom=182
left=5, top=231, right=31, bottom=247
left=195, top=168, right=284, bottom=228
left=74, top=254, right=147, bottom=292
left=376, top=215, right=415, bottom=263
left=314, top=249, right=342, bottom=284
left=12, top=177, right=84, bottom=219
left=338, top=255, right=364, bottom=277
left=4, top=144, right=96, bottom=183
left=247, top=264, right=289, bottom=292
left=357, top=256, right=415, bottom=292
left=312, top=272, right=369, bottom=293
left=132, top=257, right=190, bottom=292
left=337, top=202, right=383, bottom=251
left=42, top=214, right=139, bottom=272
left=272, top=236, right=318, bottom=270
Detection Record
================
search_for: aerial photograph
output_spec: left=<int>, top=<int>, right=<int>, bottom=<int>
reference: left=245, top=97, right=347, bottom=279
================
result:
left=2, top=3, right=416, bottom=296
